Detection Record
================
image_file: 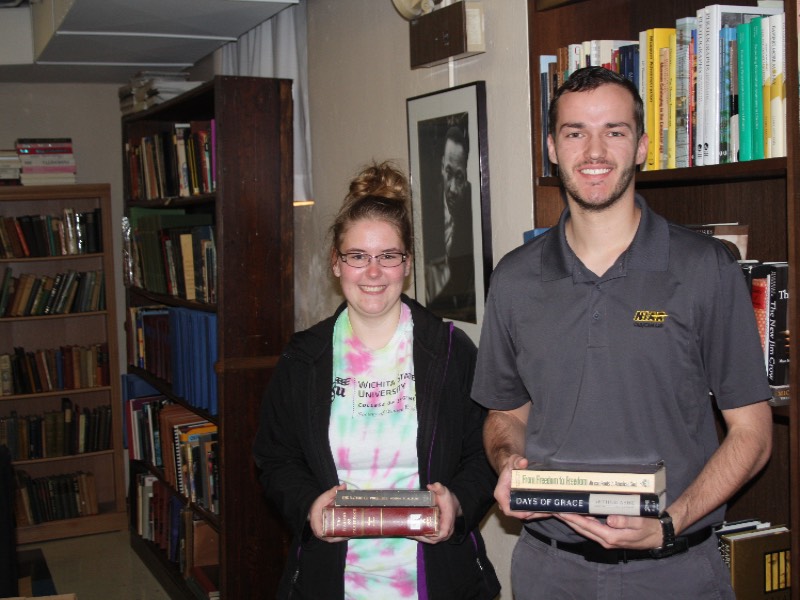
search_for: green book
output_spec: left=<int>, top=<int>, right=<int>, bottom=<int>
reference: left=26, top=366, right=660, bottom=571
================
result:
left=736, top=21, right=752, bottom=161
left=750, top=17, right=764, bottom=160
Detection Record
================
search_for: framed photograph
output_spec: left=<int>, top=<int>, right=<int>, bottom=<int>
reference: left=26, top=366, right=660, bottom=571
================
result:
left=406, top=81, right=492, bottom=339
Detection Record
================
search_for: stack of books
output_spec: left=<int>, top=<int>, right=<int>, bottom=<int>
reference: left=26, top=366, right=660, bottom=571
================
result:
left=0, top=149, right=21, bottom=185
left=15, top=138, right=77, bottom=186
left=118, top=71, right=203, bottom=115
left=322, top=489, right=440, bottom=537
left=714, top=520, right=790, bottom=599
left=509, top=461, right=667, bottom=517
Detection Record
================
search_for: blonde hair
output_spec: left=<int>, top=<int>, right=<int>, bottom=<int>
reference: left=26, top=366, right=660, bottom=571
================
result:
left=330, top=161, right=413, bottom=256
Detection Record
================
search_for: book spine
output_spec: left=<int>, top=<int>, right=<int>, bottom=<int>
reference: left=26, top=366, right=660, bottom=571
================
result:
left=737, top=21, right=753, bottom=161
left=768, top=13, right=786, bottom=158
left=675, top=18, right=695, bottom=168
left=335, top=489, right=435, bottom=507
left=321, top=506, right=439, bottom=537
left=694, top=9, right=705, bottom=165
left=767, top=263, right=789, bottom=386
left=750, top=17, right=764, bottom=160
left=509, top=489, right=664, bottom=517
left=511, top=469, right=663, bottom=494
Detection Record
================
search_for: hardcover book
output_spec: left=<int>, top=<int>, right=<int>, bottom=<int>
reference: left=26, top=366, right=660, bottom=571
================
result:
left=334, top=489, right=435, bottom=507
left=719, top=525, right=790, bottom=599
left=321, top=506, right=440, bottom=538
left=509, top=489, right=665, bottom=517
left=511, top=461, right=666, bottom=494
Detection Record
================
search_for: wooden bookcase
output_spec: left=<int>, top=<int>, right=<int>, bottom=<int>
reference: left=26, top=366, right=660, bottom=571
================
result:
left=0, top=183, right=127, bottom=544
left=121, top=76, right=294, bottom=599
left=528, top=0, right=800, bottom=594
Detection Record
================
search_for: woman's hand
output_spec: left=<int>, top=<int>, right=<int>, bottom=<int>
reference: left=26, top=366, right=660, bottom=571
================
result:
left=412, top=482, right=461, bottom=544
left=309, top=484, right=348, bottom=543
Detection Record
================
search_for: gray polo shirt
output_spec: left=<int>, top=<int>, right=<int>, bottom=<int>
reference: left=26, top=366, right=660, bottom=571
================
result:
left=473, top=195, right=770, bottom=542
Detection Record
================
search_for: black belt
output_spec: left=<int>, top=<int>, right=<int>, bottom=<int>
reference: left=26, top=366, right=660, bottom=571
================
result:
left=528, top=526, right=713, bottom=564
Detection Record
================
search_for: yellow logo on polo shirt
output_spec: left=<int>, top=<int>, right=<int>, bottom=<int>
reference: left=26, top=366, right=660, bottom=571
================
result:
left=633, top=310, right=668, bottom=327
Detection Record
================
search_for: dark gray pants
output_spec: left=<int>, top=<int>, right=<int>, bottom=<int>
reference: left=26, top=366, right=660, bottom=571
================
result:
left=511, top=528, right=735, bottom=599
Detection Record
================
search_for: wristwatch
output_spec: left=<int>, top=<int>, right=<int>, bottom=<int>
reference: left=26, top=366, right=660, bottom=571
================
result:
left=649, top=511, right=689, bottom=559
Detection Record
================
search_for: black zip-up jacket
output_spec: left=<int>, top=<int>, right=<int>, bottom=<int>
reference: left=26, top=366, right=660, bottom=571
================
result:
left=253, top=295, right=500, bottom=599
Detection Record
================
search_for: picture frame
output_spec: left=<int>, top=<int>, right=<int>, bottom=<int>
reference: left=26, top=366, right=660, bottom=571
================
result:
left=406, top=81, right=492, bottom=340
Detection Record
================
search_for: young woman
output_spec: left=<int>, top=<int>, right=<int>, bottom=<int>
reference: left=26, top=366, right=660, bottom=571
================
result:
left=253, top=161, right=500, bottom=599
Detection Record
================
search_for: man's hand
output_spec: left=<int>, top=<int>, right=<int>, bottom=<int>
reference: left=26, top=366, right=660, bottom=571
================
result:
left=556, top=513, right=664, bottom=549
left=495, top=454, right=551, bottom=521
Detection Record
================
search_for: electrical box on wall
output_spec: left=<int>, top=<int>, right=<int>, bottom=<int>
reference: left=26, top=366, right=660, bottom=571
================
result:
left=410, top=1, right=485, bottom=69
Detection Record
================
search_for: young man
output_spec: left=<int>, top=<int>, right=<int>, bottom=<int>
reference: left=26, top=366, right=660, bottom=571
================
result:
left=472, top=67, right=773, bottom=598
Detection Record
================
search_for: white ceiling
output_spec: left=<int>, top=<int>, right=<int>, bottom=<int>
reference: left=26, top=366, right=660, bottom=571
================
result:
left=0, top=0, right=297, bottom=83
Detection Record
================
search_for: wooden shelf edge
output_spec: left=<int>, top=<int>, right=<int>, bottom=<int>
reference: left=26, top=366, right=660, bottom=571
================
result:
left=0, top=385, right=111, bottom=402
left=127, top=367, right=218, bottom=424
left=128, top=286, right=216, bottom=312
left=538, top=157, right=787, bottom=188
left=16, top=509, right=127, bottom=545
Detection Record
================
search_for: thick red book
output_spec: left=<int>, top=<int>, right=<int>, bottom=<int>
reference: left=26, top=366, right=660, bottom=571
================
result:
left=321, top=506, right=439, bottom=537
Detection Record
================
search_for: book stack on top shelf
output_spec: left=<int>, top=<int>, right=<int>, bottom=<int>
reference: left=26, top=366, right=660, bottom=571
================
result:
left=509, top=461, right=668, bottom=517
left=322, top=489, right=440, bottom=538
left=15, top=139, right=77, bottom=186
left=118, top=71, right=203, bottom=116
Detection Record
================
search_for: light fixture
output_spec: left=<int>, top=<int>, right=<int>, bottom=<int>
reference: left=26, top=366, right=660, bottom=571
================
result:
left=391, top=0, right=434, bottom=21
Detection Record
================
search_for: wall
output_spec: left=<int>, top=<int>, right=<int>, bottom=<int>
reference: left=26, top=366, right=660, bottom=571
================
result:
left=302, top=0, right=533, bottom=595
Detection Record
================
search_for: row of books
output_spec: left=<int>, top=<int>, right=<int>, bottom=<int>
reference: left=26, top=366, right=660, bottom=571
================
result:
left=741, top=259, right=790, bottom=404
left=123, top=375, right=219, bottom=512
left=118, top=70, right=202, bottom=116
left=0, top=267, right=106, bottom=318
left=124, top=119, right=216, bottom=201
left=0, top=207, right=103, bottom=258
left=125, top=391, right=220, bottom=510
left=124, top=207, right=216, bottom=303
left=127, top=306, right=219, bottom=415
left=0, top=343, right=111, bottom=397
left=131, top=471, right=220, bottom=597
left=509, top=461, right=667, bottom=517
left=163, top=404, right=218, bottom=511
left=540, top=3, right=787, bottom=174
left=14, top=469, right=99, bottom=525
left=15, top=138, right=77, bottom=186
left=0, top=401, right=113, bottom=461
left=322, top=489, right=440, bottom=537
left=714, top=519, right=790, bottom=598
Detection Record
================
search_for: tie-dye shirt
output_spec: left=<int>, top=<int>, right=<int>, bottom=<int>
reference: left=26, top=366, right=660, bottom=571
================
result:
left=329, top=304, right=419, bottom=600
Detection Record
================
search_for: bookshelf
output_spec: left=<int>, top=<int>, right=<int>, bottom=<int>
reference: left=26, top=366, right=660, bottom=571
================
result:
left=0, top=183, right=126, bottom=544
left=528, top=0, right=799, bottom=593
left=121, top=76, right=294, bottom=599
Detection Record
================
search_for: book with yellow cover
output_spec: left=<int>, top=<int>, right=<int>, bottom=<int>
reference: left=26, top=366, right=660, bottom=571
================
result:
left=720, top=525, right=790, bottom=599
left=646, top=28, right=676, bottom=170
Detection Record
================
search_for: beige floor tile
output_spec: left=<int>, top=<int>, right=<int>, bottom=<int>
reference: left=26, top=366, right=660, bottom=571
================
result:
left=19, top=530, right=171, bottom=600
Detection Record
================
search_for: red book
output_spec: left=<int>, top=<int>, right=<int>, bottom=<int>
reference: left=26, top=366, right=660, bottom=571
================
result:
left=321, top=506, right=439, bottom=537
